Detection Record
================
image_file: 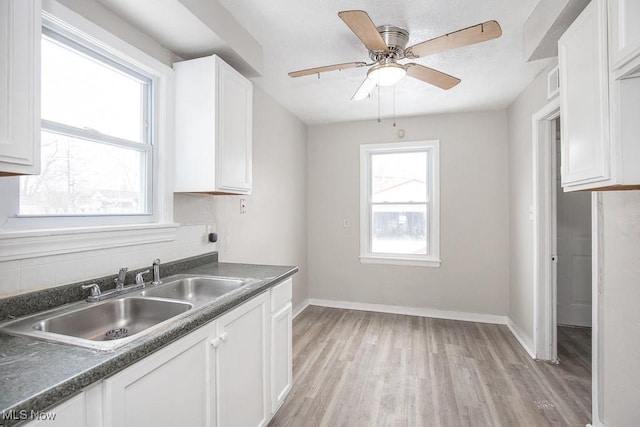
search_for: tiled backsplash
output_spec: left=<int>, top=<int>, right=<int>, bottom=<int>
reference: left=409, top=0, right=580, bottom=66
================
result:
left=0, top=224, right=216, bottom=298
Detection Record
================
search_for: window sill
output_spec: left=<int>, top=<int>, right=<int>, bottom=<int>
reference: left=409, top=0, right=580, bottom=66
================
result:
left=359, top=255, right=441, bottom=268
left=0, top=222, right=180, bottom=262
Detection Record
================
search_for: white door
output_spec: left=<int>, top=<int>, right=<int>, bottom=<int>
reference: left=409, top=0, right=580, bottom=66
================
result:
left=556, top=138, right=592, bottom=327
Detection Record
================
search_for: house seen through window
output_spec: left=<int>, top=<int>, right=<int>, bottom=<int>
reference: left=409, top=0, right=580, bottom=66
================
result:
left=19, top=27, right=153, bottom=216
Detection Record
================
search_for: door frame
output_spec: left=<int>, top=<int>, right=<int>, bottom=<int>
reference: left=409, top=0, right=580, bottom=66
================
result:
left=532, top=98, right=560, bottom=362
left=532, top=99, right=602, bottom=426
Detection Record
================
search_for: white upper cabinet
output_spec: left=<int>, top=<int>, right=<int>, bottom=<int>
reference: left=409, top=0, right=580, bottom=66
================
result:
left=559, top=0, right=610, bottom=189
left=609, top=0, right=640, bottom=69
left=174, top=55, right=253, bottom=194
left=0, top=0, right=40, bottom=176
left=559, top=0, right=640, bottom=191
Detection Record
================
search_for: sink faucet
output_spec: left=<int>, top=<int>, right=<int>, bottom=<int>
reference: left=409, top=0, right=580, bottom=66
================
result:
left=115, top=267, right=128, bottom=290
left=81, top=283, right=101, bottom=302
left=152, top=259, right=162, bottom=286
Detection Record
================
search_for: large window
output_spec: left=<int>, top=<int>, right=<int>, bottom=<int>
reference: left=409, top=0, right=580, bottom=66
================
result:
left=360, top=140, right=440, bottom=267
left=0, top=4, right=176, bottom=262
left=19, top=27, right=153, bottom=216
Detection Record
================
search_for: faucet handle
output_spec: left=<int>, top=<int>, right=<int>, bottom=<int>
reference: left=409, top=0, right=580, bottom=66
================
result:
left=151, top=259, right=162, bottom=286
left=82, top=283, right=101, bottom=297
left=135, top=270, right=150, bottom=285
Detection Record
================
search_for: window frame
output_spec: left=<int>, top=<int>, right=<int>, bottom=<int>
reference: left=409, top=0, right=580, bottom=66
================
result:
left=21, top=26, right=154, bottom=218
left=0, top=1, right=177, bottom=262
left=359, top=140, right=441, bottom=267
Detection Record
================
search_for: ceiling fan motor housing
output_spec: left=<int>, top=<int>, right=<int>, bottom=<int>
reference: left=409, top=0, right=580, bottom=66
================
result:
left=371, top=25, right=410, bottom=60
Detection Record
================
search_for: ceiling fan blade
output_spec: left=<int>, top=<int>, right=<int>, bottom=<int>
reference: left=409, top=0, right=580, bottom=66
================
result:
left=405, top=64, right=460, bottom=90
left=338, top=10, right=388, bottom=52
left=406, top=20, right=502, bottom=58
left=288, top=61, right=367, bottom=78
left=352, top=77, right=376, bottom=101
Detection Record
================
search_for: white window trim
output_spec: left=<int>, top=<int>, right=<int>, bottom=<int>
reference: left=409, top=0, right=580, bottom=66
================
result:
left=359, top=140, right=441, bottom=268
left=0, top=0, right=178, bottom=262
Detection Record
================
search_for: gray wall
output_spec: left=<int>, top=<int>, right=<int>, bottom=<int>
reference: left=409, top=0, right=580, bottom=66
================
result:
left=601, top=191, right=640, bottom=426
left=307, top=112, right=509, bottom=316
left=506, top=60, right=558, bottom=347
left=214, top=87, right=309, bottom=311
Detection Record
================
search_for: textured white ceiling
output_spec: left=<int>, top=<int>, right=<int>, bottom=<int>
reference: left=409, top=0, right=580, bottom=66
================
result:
left=217, top=0, right=549, bottom=125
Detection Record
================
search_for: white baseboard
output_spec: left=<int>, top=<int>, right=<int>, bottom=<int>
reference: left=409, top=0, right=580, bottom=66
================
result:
left=308, top=298, right=508, bottom=325
left=506, top=317, right=536, bottom=359
left=586, top=418, right=606, bottom=427
left=292, top=298, right=310, bottom=319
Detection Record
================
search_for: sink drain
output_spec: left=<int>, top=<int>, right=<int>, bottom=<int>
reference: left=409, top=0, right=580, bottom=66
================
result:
left=105, top=328, right=128, bottom=340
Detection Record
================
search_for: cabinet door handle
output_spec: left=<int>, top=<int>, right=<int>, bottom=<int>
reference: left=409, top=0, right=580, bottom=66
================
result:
left=211, top=332, right=228, bottom=348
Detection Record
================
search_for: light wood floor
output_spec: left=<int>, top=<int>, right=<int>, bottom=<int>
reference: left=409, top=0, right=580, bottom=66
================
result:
left=269, top=306, right=591, bottom=427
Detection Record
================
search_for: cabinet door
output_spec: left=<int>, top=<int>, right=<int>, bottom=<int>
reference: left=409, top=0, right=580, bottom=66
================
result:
left=216, top=58, right=252, bottom=194
left=559, top=0, right=610, bottom=190
left=215, top=292, right=269, bottom=427
left=609, top=0, right=640, bottom=69
left=173, top=56, right=217, bottom=193
left=271, top=302, right=292, bottom=414
left=0, top=0, right=40, bottom=176
left=24, top=384, right=102, bottom=427
left=103, top=324, right=215, bottom=427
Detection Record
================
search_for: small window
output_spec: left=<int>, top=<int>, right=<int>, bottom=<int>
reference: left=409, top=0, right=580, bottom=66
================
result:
left=360, top=141, right=440, bottom=267
left=19, top=27, right=153, bottom=216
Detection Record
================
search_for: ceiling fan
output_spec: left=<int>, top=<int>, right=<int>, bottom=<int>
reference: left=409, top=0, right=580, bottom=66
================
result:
left=288, top=10, right=502, bottom=101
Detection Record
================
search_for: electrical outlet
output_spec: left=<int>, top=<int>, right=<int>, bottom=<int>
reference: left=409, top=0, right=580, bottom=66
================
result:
left=240, top=197, right=247, bottom=214
left=206, top=225, right=217, bottom=243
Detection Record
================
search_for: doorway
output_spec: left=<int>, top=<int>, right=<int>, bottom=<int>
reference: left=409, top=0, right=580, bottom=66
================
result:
left=532, top=99, right=600, bottom=424
left=553, top=117, right=592, bottom=368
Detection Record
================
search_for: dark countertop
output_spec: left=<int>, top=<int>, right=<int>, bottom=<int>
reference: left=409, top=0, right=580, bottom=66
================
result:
left=0, top=261, right=297, bottom=425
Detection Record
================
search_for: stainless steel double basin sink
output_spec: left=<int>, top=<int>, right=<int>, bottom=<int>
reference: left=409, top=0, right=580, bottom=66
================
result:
left=0, top=275, right=253, bottom=350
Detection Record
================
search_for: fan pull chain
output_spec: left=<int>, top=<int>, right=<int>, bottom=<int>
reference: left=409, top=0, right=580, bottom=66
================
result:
left=393, top=85, right=397, bottom=127
left=377, top=85, right=381, bottom=123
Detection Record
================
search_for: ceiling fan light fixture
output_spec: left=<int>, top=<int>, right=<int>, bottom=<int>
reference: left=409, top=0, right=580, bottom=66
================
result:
left=367, top=62, right=406, bottom=87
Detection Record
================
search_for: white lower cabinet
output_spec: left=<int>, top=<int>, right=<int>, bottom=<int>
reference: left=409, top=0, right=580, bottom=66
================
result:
left=103, top=323, right=215, bottom=427
left=215, top=292, right=270, bottom=427
left=35, top=280, right=293, bottom=427
left=24, top=383, right=102, bottom=427
left=270, top=279, right=293, bottom=414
